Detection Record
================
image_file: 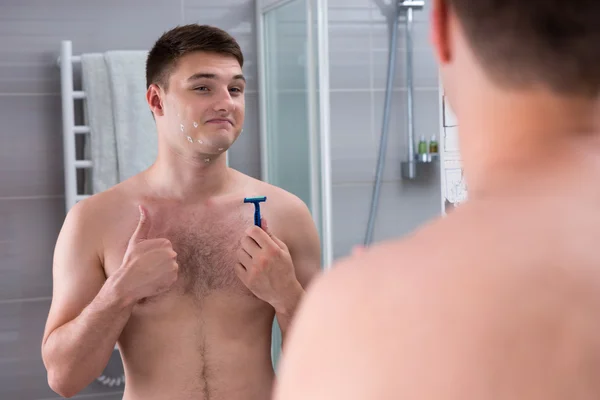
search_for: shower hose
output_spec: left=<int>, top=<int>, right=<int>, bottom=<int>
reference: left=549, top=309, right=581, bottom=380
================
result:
left=364, top=4, right=400, bottom=246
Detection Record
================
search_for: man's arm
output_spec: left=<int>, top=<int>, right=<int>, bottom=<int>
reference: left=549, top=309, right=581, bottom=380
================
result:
left=274, top=198, right=322, bottom=343
left=41, top=201, right=135, bottom=398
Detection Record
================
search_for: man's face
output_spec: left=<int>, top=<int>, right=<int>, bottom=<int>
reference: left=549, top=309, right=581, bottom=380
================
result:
left=160, top=51, right=245, bottom=156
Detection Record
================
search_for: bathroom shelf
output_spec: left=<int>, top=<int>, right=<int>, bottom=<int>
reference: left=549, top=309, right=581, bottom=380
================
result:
left=401, top=159, right=439, bottom=180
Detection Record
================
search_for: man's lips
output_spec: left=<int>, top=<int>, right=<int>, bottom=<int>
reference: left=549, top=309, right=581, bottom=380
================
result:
left=206, top=118, right=233, bottom=125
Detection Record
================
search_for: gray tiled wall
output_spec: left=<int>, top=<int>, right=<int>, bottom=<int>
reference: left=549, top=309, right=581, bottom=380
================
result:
left=328, top=0, right=442, bottom=258
left=0, top=1, right=259, bottom=399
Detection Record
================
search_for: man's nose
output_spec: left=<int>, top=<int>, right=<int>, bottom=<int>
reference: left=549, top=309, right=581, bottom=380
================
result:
left=213, top=88, right=234, bottom=112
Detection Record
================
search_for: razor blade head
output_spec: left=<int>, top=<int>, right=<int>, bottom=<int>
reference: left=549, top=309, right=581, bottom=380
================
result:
left=243, top=196, right=267, bottom=203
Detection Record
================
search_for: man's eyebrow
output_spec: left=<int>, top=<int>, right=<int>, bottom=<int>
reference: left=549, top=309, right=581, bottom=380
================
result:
left=187, top=73, right=217, bottom=82
left=186, top=73, right=246, bottom=83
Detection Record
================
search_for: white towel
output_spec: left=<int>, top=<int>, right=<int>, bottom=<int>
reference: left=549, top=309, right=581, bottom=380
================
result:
left=104, top=51, right=157, bottom=183
left=81, top=50, right=157, bottom=193
left=81, top=53, right=118, bottom=193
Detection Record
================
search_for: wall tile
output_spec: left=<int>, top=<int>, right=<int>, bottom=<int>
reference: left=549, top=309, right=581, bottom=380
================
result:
left=330, top=88, right=439, bottom=184
left=328, top=7, right=372, bottom=90
left=329, top=91, right=378, bottom=184
left=0, top=197, right=65, bottom=301
left=0, top=95, right=64, bottom=198
left=330, top=0, right=371, bottom=7
left=371, top=176, right=441, bottom=243
left=371, top=22, right=439, bottom=90
left=331, top=180, right=440, bottom=259
left=0, top=0, right=183, bottom=94
left=0, top=298, right=125, bottom=399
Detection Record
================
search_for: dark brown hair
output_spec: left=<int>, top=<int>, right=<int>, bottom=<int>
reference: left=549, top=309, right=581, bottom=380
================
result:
left=146, top=24, right=244, bottom=90
left=447, top=0, right=600, bottom=96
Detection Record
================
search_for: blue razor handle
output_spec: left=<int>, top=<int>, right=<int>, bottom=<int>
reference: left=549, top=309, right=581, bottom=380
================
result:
left=243, top=197, right=267, bottom=227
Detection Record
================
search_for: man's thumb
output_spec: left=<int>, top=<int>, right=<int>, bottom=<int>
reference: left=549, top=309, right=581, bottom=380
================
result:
left=130, top=205, right=150, bottom=243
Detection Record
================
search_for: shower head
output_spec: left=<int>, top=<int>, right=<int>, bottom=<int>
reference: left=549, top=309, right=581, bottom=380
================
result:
left=398, top=0, right=425, bottom=10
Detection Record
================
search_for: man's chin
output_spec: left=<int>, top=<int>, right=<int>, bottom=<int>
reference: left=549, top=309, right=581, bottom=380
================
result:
left=214, top=132, right=240, bottom=151
left=213, top=146, right=231, bottom=155
left=197, top=129, right=240, bottom=153
left=202, top=141, right=233, bottom=156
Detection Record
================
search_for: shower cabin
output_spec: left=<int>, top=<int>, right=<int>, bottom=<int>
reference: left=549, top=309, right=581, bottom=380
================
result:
left=256, top=0, right=464, bottom=367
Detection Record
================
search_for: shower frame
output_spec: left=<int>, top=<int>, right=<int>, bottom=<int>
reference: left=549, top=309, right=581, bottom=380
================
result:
left=256, top=0, right=334, bottom=371
left=256, top=0, right=333, bottom=270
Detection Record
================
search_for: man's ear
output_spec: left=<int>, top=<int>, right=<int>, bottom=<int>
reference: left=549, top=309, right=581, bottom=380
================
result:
left=430, top=0, right=452, bottom=65
left=146, top=83, right=165, bottom=117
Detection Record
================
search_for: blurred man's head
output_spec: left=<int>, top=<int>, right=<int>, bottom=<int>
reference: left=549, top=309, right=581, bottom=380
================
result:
left=145, top=24, right=245, bottom=159
left=431, top=0, right=600, bottom=116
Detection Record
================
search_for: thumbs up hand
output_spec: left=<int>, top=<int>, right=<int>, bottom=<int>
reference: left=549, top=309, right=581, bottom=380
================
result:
left=113, top=205, right=179, bottom=304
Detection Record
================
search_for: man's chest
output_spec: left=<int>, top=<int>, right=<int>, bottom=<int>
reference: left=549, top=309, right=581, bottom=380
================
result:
left=104, top=202, right=257, bottom=299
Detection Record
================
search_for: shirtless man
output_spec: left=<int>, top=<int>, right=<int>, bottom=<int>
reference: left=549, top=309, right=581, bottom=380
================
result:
left=41, top=24, right=321, bottom=400
left=275, top=0, right=600, bottom=398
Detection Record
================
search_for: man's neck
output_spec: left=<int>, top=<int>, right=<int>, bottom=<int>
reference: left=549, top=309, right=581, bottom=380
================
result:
left=144, top=142, right=233, bottom=203
left=458, top=89, right=600, bottom=198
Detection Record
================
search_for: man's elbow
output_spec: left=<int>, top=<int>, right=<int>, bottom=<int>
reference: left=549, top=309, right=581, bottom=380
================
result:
left=42, top=346, right=85, bottom=398
left=46, top=365, right=82, bottom=398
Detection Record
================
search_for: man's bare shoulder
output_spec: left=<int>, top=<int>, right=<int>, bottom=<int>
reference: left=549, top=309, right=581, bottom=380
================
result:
left=65, top=176, right=143, bottom=237
left=238, top=173, right=308, bottom=211
left=305, top=199, right=541, bottom=307
left=233, top=171, right=312, bottom=230
left=291, top=190, right=600, bottom=329
left=277, top=196, right=600, bottom=399
left=77, top=181, right=130, bottom=213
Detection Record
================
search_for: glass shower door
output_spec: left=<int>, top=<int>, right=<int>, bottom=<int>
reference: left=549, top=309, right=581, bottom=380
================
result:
left=257, top=0, right=332, bottom=369
left=260, top=0, right=320, bottom=234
